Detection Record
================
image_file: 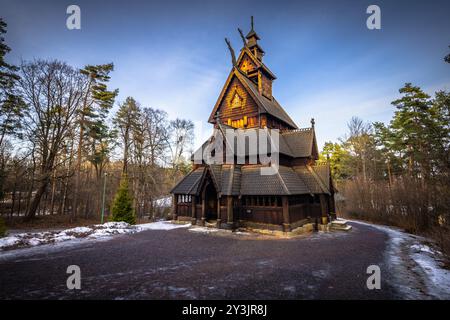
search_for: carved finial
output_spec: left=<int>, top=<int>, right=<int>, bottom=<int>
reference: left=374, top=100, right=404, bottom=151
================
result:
left=311, top=118, right=315, bottom=128
left=225, top=38, right=237, bottom=67
left=238, top=28, right=247, bottom=47
left=251, top=16, right=254, bottom=31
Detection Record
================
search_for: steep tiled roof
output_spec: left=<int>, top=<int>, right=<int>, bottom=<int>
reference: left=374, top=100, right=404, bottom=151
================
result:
left=208, top=68, right=297, bottom=129
left=221, top=165, right=241, bottom=195
left=294, top=166, right=330, bottom=195
left=171, top=164, right=332, bottom=196
left=209, top=164, right=222, bottom=191
left=192, top=127, right=317, bottom=161
left=240, top=165, right=310, bottom=195
left=281, top=128, right=317, bottom=158
left=237, top=47, right=272, bottom=77
left=235, top=71, right=297, bottom=128
left=311, top=164, right=330, bottom=191
left=170, top=167, right=205, bottom=195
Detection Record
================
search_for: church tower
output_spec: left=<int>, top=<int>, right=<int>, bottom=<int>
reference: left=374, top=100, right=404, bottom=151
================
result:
left=208, top=17, right=296, bottom=130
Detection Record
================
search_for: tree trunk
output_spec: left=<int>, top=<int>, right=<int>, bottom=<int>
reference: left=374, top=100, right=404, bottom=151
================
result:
left=24, top=175, right=50, bottom=221
left=73, top=125, right=85, bottom=218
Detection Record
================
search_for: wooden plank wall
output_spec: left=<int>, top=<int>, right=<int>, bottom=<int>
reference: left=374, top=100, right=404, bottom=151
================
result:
left=218, top=77, right=259, bottom=128
left=239, top=206, right=283, bottom=225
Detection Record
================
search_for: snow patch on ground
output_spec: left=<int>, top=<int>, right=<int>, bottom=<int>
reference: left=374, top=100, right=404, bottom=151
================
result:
left=189, top=227, right=219, bottom=234
left=136, top=221, right=191, bottom=231
left=0, top=220, right=189, bottom=252
left=350, top=220, right=450, bottom=299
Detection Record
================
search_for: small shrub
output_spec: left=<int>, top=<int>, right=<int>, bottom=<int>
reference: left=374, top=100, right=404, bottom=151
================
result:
left=111, top=174, right=136, bottom=225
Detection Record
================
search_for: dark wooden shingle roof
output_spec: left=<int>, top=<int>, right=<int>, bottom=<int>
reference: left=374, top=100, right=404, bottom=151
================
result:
left=170, top=167, right=205, bottom=195
left=240, top=165, right=310, bottom=195
left=192, top=127, right=317, bottom=161
left=294, top=166, right=330, bottom=195
left=281, top=128, right=318, bottom=158
left=171, top=164, right=332, bottom=196
left=235, top=71, right=297, bottom=128
left=208, top=68, right=296, bottom=129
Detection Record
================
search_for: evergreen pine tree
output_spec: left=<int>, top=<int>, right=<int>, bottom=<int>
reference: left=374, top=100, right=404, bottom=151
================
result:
left=73, top=64, right=118, bottom=217
left=113, top=97, right=141, bottom=173
left=390, top=83, right=434, bottom=179
left=0, top=18, right=26, bottom=200
left=111, top=175, right=136, bottom=224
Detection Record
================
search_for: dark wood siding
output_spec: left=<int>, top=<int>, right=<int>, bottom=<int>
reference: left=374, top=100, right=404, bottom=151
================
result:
left=176, top=203, right=191, bottom=217
left=239, top=206, right=283, bottom=225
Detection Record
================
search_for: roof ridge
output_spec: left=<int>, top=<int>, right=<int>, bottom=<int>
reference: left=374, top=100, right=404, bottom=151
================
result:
left=170, top=167, right=202, bottom=194
left=293, top=167, right=314, bottom=196
left=237, top=47, right=276, bottom=79
left=281, top=127, right=313, bottom=134
left=307, top=165, right=330, bottom=195
left=315, top=162, right=329, bottom=167
left=235, top=71, right=298, bottom=128
left=187, top=167, right=206, bottom=194
left=207, top=165, right=222, bottom=194
left=271, top=97, right=298, bottom=125
left=275, top=166, right=291, bottom=195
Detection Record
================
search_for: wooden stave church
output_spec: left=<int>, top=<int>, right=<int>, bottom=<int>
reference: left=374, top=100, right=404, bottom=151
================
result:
left=170, top=18, right=336, bottom=232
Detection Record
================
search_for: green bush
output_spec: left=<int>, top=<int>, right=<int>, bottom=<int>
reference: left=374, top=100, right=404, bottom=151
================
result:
left=111, top=174, right=136, bottom=225
left=0, top=217, right=6, bottom=238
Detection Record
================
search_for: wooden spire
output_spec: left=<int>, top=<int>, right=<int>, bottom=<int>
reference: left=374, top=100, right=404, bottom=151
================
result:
left=225, top=38, right=237, bottom=67
left=237, top=28, right=247, bottom=47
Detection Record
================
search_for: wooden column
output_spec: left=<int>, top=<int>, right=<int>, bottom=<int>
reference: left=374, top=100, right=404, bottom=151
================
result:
left=172, top=194, right=178, bottom=221
left=216, top=197, right=221, bottom=228
left=282, top=196, right=291, bottom=232
left=191, top=196, right=197, bottom=225
left=319, top=194, right=328, bottom=224
left=226, top=196, right=234, bottom=227
left=201, top=196, right=206, bottom=226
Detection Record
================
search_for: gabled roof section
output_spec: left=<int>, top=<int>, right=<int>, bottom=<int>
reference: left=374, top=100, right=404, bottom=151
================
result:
left=208, top=68, right=297, bottom=129
left=236, top=48, right=274, bottom=79
left=294, top=165, right=330, bottom=195
left=311, top=164, right=333, bottom=192
left=209, top=164, right=222, bottom=190
left=192, top=125, right=319, bottom=161
left=171, top=164, right=331, bottom=197
left=221, top=165, right=241, bottom=196
left=170, top=167, right=205, bottom=195
left=281, top=128, right=319, bottom=158
left=236, top=72, right=297, bottom=129
left=246, top=29, right=260, bottom=40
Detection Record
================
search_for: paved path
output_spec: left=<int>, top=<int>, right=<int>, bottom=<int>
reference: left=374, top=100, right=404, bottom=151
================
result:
left=0, top=222, right=408, bottom=299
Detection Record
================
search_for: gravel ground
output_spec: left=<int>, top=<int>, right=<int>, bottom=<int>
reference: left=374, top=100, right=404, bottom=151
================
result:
left=0, top=222, right=420, bottom=299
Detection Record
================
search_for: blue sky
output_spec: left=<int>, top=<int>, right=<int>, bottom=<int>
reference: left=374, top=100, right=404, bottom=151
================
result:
left=1, top=0, right=449, bottom=150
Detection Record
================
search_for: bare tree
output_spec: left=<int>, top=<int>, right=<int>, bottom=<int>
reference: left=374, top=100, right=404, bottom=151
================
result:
left=18, top=60, right=84, bottom=220
left=168, top=118, right=194, bottom=173
left=344, top=117, right=374, bottom=182
left=142, top=107, right=169, bottom=166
